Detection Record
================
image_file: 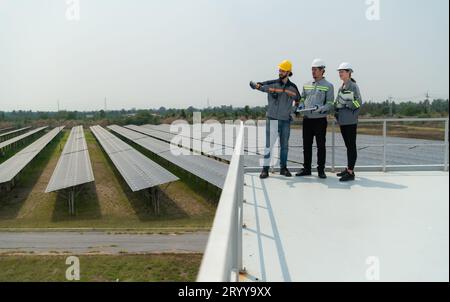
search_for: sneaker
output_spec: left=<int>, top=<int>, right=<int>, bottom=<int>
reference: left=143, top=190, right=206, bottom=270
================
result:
left=318, top=170, right=327, bottom=179
left=280, top=167, right=292, bottom=177
left=340, top=172, right=355, bottom=182
left=260, top=169, right=269, bottom=179
left=296, top=169, right=312, bottom=177
left=337, top=169, right=349, bottom=177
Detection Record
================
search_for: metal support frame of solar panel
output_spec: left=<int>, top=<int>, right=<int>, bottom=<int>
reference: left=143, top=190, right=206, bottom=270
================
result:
left=90, top=125, right=178, bottom=195
left=0, top=126, right=48, bottom=151
left=0, top=127, right=65, bottom=190
left=45, top=126, right=95, bottom=215
left=0, top=126, right=32, bottom=142
left=114, top=125, right=228, bottom=189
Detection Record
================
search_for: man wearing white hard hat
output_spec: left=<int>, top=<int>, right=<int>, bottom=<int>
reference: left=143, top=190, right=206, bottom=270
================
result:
left=295, top=59, right=334, bottom=179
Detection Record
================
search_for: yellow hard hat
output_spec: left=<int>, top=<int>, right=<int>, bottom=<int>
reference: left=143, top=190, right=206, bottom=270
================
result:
left=278, top=60, right=293, bottom=72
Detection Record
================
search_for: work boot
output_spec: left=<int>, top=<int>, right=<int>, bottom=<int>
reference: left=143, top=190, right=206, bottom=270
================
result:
left=337, top=169, right=349, bottom=177
left=296, top=168, right=311, bottom=177
left=340, top=172, right=355, bottom=182
left=260, top=168, right=269, bottom=179
left=318, top=170, right=327, bottom=179
left=280, top=167, right=292, bottom=177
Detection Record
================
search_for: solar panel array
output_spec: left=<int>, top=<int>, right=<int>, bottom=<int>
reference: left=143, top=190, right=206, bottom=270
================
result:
left=45, top=126, right=95, bottom=193
left=90, top=125, right=178, bottom=192
left=134, top=124, right=264, bottom=167
left=144, top=123, right=449, bottom=166
left=0, top=127, right=65, bottom=184
left=0, top=126, right=48, bottom=150
left=0, top=126, right=32, bottom=139
left=110, top=125, right=228, bottom=189
left=0, top=127, right=14, bottom=133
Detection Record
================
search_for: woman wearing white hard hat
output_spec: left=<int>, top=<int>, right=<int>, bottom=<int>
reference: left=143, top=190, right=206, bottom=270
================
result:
left=334, top=62, right=362, bottom=182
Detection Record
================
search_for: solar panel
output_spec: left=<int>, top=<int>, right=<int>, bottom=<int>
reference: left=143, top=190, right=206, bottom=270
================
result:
left=45, top=126, right=95, bottom=193
left=0, top=127, right=65, bottom=184
left=0, top=126, right=32, bottom=139
left=134, top=124, right=265, bottom=167
left=141, top=123, right=448, bottom=167
left=0, top=127, right=14, bottom=133
left=0, top=126, right=48, bottom=150
left=90, top=125, right=178, bottom=192
left=110, top=125, right=229, bottom=189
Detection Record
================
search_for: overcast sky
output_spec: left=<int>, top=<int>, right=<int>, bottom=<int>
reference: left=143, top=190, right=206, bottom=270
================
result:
left=0, top=0, right=448, bottom=111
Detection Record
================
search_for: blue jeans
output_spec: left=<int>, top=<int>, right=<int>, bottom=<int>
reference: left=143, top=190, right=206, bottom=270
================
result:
left=263, top=118, right=291, bottom=169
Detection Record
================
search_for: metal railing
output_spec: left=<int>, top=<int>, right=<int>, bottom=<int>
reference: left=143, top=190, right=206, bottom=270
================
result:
left=197, top=121, right=245, bottom=282
left=327, top=117, right=449, bottom=172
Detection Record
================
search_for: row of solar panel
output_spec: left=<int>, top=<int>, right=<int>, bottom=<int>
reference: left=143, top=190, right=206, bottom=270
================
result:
left=46, top=126, right=95, bottom=193
left=1, top=124, right=234, bottom=194
left=0, top=126, right=49, bottom=150
left=0, top=127, right=65, bottom=184
left=90, top=125, right=179, bottom=192
left=0, top=126, right=32, bottom=139
left=128, top=124, right=264, bottom=167
left=146, top=123, right=448, bottom=166
left=109, top=125, right=229, bottom=189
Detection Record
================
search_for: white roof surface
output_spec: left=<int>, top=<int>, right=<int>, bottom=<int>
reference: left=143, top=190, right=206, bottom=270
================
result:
left=242, top=171, right=449, bottom=282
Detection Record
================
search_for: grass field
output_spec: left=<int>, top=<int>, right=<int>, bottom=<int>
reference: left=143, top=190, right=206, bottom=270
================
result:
left=0, top=254, right=202, bottom=282
left=0, top=129, right=216, bottom=231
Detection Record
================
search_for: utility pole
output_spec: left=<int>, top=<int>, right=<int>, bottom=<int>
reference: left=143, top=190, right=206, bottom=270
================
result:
left=425, top=91, right=431, bottom=113
left=57, top=99, right=62, bottom=151
left=388, top=96, right=393, bottom=116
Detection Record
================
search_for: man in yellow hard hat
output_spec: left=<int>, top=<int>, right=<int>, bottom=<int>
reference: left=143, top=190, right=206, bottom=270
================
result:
left=250, top=60, right=301, bottom=179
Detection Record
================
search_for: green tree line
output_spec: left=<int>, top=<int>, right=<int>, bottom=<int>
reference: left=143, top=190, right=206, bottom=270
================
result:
left=0, top=99, right=448, bottom=126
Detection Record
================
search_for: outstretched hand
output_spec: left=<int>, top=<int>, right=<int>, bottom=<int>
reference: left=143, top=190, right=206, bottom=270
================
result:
left=249, top=81, right=261, bottom=90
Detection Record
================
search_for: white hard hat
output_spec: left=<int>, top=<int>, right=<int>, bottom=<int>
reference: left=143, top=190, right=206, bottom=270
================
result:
left=337, top=62, right=354, bottom=72
left=312, top=58, right=326, bottom=68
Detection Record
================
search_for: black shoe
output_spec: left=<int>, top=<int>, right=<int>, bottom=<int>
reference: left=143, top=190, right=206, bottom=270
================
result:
left=260, top=169, right=269, bottom=179
left=280, top=168, right=292, bottom=177
left=340, top=172, right=355, bottom=182
left=318, top=170, right=327, bottom=179
left=296, top=169, right=312, bottom=177
left=337, top=169, right=349, bottom=177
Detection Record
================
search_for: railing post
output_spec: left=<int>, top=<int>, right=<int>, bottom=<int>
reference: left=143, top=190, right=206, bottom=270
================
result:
left=237, top=158, right=243, bottom=275
left=445, top=118, right=449, bottom=172
left=237, top=123, right=244, bottom=275
left=331, top=120, right=336, bottom=173
left=383, top=120, right=387, bottom=172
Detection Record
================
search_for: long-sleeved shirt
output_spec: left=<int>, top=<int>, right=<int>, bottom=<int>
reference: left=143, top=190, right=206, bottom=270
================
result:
left=300, top=78, right=335, bottom=119
left=257, top=79, right=301, bottom=121
left=334, top=80, right=363, bottom=125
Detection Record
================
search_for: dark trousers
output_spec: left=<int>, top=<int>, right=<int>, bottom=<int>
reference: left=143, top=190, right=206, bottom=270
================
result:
left=302, top=117, right=327, bottom=171
left=340, top=124, right=358, bottom=170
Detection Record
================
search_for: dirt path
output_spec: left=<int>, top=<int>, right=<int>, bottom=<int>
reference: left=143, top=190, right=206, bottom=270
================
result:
left=0, top=231, right=209, bottom=255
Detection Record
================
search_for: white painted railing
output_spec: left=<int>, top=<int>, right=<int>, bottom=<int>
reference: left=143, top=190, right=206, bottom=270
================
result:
left=329, top=117, right=449, bottom=172
left=197, top=121, right=245, bottom=282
